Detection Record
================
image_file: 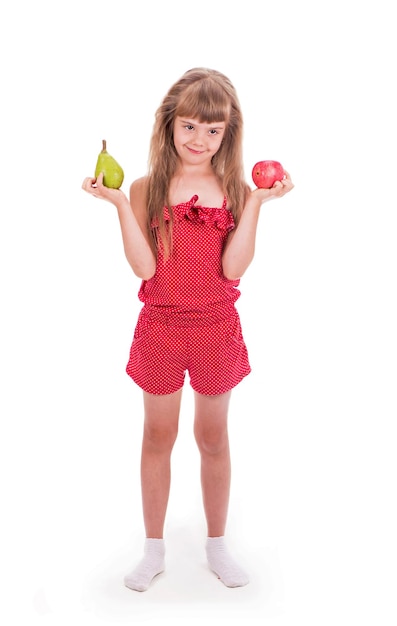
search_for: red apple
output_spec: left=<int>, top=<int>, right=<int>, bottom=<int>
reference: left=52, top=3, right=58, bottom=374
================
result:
left=252, top=160, right=285, bottom=189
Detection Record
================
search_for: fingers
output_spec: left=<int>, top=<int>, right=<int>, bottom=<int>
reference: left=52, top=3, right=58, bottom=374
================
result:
left=81, top=172, right=103, bottom=196
left=273, top=169, right=294, bottom=194
left=267, top=177, right=293, bottom=198
left=82, top=177, right=94, bottom=191
left=283, top=171, right=294, bottom=187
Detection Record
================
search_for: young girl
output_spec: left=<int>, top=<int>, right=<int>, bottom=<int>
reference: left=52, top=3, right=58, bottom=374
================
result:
left=82, top=67, right=294, bottom=591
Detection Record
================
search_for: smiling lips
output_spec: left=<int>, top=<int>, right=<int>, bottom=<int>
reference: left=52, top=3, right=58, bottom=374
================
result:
left=186, top=146, right=204, bottom=155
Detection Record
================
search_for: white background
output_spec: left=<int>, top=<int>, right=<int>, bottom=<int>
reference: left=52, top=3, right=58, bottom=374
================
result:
left=1, top=1, right=396, bottom=624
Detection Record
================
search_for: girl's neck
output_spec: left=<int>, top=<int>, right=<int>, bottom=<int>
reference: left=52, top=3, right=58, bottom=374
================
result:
left=175, top=161, right=214, bottom=179
left=169, top=164, right=224, bottom=208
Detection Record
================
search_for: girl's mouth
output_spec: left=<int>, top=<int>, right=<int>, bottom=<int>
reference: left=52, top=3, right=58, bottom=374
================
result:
left=186, top=146, right=204, bottom=155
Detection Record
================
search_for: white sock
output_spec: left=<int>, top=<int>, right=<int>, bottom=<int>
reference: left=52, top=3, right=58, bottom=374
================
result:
left=206, top=536, right=249, bottom=587
left=124, top=538, right=165, bottom=592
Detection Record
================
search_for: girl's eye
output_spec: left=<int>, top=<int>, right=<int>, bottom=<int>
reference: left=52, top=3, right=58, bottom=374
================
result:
left=209, top=129, right=218, bottom=135
left=185, top=125, right=194, bottom=131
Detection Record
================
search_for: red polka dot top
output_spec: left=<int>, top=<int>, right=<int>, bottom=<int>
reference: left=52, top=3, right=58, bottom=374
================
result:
left=138, top=195, right=241, bottom=313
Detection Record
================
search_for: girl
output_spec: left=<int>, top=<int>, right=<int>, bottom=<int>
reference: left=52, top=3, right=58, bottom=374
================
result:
left=82, top=67, right=294, bottom=591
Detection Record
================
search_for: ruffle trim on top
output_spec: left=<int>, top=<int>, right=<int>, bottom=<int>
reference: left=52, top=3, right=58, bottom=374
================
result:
left=151, top=195, right=235, bottom=232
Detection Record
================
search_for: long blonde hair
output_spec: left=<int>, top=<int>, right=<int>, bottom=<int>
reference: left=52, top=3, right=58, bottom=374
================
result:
left=146, top=67, right=250, bottom=256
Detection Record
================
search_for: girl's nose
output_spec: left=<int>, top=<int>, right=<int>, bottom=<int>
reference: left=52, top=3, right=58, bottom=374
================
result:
left=193, top=130, right=205, bottom=145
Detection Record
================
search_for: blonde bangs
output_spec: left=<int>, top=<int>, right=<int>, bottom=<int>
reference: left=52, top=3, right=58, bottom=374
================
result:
left=175, top=80, right=231, bottom=123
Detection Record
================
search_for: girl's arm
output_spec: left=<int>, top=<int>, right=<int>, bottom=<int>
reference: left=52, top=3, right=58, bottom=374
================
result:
left=82, top=173, right=156, bottom=280
left=222, top=172, right=294, bottom=280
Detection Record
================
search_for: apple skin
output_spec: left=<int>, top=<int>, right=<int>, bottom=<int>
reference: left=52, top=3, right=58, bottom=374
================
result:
left=252, top=160, right=285, bottom=189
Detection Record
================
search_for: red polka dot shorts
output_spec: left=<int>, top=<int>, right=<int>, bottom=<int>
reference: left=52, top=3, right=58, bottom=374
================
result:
left=126, top=304, right=251, bottom=396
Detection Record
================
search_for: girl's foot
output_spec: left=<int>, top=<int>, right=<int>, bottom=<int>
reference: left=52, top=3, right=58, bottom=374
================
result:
left=206, top=536, right=249, bottom=587
left=124, top=538, right=165, bottom=592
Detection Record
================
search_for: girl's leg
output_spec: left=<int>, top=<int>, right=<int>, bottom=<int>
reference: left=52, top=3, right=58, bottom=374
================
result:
left=193, top=390, right=249, bottom=587
left=193, top=390, right=232, bottom=537
left=124, top=388, right=182, bottom=592
left=141, top=389, right=182, bottom=537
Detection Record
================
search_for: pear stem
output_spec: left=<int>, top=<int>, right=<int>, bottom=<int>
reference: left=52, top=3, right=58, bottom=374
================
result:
left=102, top=139, right=107, bottom=152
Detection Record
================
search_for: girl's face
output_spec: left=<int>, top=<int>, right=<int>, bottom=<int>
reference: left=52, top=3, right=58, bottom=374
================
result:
left=173, top=116, right=225, bottom=166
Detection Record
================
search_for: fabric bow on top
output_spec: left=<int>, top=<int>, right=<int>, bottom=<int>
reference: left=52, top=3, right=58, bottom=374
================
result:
left=152, top=195, right=235, bottom=232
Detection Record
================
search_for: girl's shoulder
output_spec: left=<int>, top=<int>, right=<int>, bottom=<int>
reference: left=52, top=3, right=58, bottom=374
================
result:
left=130, top=175, right=149, bottom=201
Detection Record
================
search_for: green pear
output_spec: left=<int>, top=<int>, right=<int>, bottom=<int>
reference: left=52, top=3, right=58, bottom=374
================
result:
left=94, top=139, right=124, bottom=189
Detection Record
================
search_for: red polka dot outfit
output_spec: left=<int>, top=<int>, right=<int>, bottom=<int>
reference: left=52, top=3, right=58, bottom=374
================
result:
left=126, top=195, right=251, bottom=395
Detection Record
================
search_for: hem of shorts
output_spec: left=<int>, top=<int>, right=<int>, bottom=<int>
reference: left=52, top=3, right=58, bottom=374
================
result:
left=126, top=367, right=251, bottom=396
left=189, top=368, right=251, bottom=396
left=127, top=371, right=185, bottom=395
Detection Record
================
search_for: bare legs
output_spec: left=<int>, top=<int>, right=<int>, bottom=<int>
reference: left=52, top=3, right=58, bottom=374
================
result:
left=141, top=389, right=182, bottom=538
left=125, top=388, right=248, bottom=590
left=124, top=389, right=181, bottom=591
left=193, top=390, right=232, bottom=537
left=139, top=388, right=231, bottom=538
left=194, top=391, right=249, bottom=587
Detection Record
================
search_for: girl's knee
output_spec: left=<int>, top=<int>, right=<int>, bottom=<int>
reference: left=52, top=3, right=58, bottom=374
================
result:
left=194, top=426, right=229, bottom=456
left=143, top=422, right=178, bottom=452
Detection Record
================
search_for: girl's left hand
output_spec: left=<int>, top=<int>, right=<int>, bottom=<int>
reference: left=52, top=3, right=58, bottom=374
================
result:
left=252, top=170, right=294, bottom=204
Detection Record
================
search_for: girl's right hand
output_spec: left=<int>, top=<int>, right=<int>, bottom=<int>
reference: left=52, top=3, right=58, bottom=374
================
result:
left=81, top=172, right=127, bottom=206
